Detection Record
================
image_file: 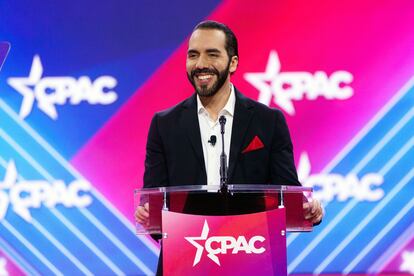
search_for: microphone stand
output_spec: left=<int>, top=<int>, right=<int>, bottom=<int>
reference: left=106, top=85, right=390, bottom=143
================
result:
left=219, top=115, right=228, bottom=194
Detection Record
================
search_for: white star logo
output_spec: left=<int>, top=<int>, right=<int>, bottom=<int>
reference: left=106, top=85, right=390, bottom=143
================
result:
left=185, top=220, right=220, bottom=266
left=0, top=160, right=17, bottom=221
left=0, top=160, right=93, bottom=223
left=400, top=250, right=414, bottom=274
left=244, top=50, right=353, bottom=116
left=244, top=51, right=295, bottom=115
left=7, top=55, right=49, bottom=119
left=0, top=160, right=32, bottom=222
left=7, top=55, right=118, bottom=120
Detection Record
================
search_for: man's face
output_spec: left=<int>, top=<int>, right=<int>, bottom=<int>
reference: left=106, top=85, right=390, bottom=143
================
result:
left=186, top=29, right=238, bottom=97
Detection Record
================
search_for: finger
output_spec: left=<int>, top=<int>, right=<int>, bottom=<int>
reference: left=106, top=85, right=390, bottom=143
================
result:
left=303, top=202, right=312, bottom=219
left=305, top=212, right=316, bottom=220
left=134, top=210, right=143, bottom=221
left=136, top=217, right=145, bottom=224
left=136, top=215, right=150, bottom=227
left=136, top=212, right=147, bottom=221
left=134, top=207, right=150, bottom=228
left=139, top=206, right=150, bottom=218
left=137, top=210, right=150, bottom=221
left=306, top=212, right=319, bottom=222
left=305, top=203, right=321, bottom=220
left=311, top=202, right=325, bottom=224
left=135, top=208, right=150, bottom=224
left=304, top=210, right=313, bottom=220
left=312, top=213, right=323, bottom=224
left=311, top=201, right=319, bottom=214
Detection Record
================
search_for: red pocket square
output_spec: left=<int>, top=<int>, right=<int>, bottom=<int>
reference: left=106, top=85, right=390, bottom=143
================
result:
left=242, top=135, right=264, bottom=153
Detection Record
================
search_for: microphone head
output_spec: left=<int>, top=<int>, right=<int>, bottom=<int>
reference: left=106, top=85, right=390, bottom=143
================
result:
left=209, top=135, right=217, bottom=146
left=219, top=115, right=226, bottom=124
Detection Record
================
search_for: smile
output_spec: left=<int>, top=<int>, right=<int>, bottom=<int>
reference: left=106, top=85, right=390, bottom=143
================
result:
left=197, top=74, right=214, bottom=80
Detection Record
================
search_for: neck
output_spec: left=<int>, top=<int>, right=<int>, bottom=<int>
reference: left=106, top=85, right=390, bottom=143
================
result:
left=199, top=82, right=231, bottom=121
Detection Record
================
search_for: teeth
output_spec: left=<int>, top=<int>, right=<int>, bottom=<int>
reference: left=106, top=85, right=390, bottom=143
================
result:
left=198, top=75, right=213, bottom=80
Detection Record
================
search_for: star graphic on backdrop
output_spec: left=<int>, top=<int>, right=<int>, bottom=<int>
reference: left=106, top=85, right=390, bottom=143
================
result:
left=0, top=160, right=33, bottom=222
left=244, top=51, right=296, bottom=115
left=0, top=160, right=17, bottom=221
left=7, top=55, right=47, bottom=119
left=400, top=250, right=414, bottom=274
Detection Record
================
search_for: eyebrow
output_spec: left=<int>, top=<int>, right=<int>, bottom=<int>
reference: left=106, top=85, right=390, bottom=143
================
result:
left=187, top=48, right=222, bottom=55
left=206, top=48, right=221, bottom=54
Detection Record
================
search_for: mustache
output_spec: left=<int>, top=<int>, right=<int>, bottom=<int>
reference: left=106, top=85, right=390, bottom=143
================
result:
left=191, top=68, right=219, bottom=79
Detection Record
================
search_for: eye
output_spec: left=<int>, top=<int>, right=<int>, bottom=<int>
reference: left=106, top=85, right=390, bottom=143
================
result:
left=187, top=52, right=198, bottom=59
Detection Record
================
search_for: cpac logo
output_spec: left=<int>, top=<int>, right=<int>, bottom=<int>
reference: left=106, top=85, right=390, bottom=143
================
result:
left=7, top=55, right=118, bottom=120
left=297, top=152, right=384, bottom=202
left=244, top=51, right=353, bottom=115
left=0, top=160, right=93, bottom=223
left=185, top=220, right=265, bottom=266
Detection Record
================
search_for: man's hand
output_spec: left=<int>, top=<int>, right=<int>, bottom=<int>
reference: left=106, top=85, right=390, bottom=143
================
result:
left=303, top=199, right=324, bottom=225
left=135, top=202, right=150, bottom=227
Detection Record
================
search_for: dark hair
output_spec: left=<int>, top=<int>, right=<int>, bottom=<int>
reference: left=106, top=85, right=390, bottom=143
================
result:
left=193, top=20, right=238, bottom=59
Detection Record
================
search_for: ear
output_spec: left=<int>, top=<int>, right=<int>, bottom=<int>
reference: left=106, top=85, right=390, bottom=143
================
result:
left=229, top=56, right=239, bottom=73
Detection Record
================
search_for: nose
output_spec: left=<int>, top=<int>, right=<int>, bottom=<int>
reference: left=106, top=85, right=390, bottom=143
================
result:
left=195, top=54, right=209, bottom=69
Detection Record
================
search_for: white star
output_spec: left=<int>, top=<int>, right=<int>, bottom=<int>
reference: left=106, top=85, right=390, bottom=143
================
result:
left=0, top=160, right=17, bottom=221
left=244, top=51, right=295, bottom=115
left=400, top=250, right=414, bottom=274
left=0, top=160, right=33, bottom=222
left=185, top=220, right=210, bottom=266
left=7, top=55, right=58, bottom=119
left=185, top=220, right=220, bottom=266
left=0, top=160, right=17, bottom=190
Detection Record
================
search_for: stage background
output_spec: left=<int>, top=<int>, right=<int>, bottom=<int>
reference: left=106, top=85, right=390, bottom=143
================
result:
left=0, top=0, right=413, bottom=275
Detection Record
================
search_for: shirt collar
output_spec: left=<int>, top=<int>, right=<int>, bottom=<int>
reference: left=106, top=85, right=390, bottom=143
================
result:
left=197, top=83, right=236, bottom=118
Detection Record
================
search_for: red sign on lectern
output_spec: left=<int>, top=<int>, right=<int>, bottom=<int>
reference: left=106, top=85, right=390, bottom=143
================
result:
left=162, top=208, right=287, bottom=276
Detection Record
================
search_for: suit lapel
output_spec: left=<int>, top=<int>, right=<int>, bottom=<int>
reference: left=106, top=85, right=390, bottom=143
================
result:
left=228, top=90, right=255, bottom=181
left=180, top=95, right=207, bottom=177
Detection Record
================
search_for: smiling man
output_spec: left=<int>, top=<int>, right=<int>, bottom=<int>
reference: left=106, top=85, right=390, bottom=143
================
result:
left=186, top=24, right=238, bottom=106
left=136, top=20, right=323, bottom=275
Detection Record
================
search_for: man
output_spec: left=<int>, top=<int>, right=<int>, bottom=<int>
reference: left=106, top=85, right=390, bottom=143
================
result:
left=136, top=20, right=323, bottom=273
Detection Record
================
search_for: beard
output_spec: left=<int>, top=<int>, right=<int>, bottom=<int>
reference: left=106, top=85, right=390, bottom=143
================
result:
left=187, top=61, right=231, bottom=97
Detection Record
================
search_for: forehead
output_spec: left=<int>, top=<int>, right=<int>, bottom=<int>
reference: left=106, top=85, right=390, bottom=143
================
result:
left=188, top=29, right=226, bottom=51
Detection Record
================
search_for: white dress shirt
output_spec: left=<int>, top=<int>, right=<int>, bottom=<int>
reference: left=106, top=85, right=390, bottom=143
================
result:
left=197, top=84, right=235, bottom=186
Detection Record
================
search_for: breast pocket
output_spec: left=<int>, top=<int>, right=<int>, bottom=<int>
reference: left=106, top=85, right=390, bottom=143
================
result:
left=240, top=148, right=269, bottom=182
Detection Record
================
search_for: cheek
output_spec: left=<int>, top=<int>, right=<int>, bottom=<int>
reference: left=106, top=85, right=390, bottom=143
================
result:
left=186, top=62, right=195, bottom=74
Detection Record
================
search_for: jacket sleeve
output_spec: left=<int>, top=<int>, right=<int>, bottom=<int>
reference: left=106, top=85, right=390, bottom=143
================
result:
left=269, top=110, right=301, bottom=186
left=143, top=114, right=168, bottom=241
left=143, top=113, right=169, bottom=188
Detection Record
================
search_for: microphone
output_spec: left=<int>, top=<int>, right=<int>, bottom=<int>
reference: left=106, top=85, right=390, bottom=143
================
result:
left=208, top=135, right=217, bottom=146
left=219, top=115, right=228, bottom=193
left=219, top=116, right=226, bottom=135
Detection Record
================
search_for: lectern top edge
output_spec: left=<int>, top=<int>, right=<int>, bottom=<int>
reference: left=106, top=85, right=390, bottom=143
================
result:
left=135, top=184, right=312, bottom=194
